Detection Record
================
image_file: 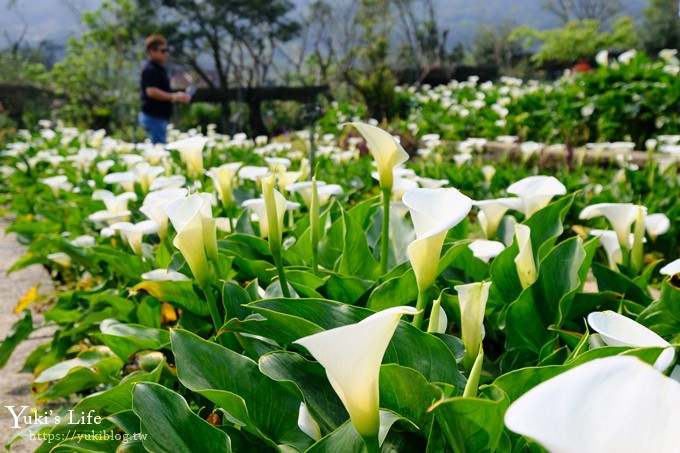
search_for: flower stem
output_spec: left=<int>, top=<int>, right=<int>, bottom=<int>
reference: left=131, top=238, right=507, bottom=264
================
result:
left=200, top=283, right=222, bottom=335
left=363, top=435, right=381, bottom=453
left=380, top=187, right=391, bottom=274
left=273, top=250, right=291, bottom=298
left=311, top=178, right=320, bottom=276
left=412, top=287, right=430, bottom=330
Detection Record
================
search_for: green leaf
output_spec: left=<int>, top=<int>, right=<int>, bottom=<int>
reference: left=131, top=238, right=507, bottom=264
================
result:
left=91, top=246, right=145, bottom=281
left=259, top=351, right=348, bottom=435
left=367, top=269, right=418, bottom=311
left=225, top=299, right=466, bottom=387
left=132, top=382, right=232, bottom=453
left=0, top=310, right=33, bottom=369
left=379, top=364, right=443, bottom=431
left=170, top=329, right=310, bottom=450
left=337, top=210, right=380, bottom=279
left=524, top=194, right=574, bottom=260
left=306, top=411, right=404, bottom=453
left=132, top=280, right=209, bottom=316
left=431, top=385, right=509, bottom=453
left=98, top=319, right=170, bottom=360
left=592, top=262, right=653, bottom=305
left=638, top=280, right=680, bottom=337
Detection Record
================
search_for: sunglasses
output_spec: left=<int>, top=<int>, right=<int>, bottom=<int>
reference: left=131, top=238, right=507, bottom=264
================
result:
left=157, top=48, right=169, bottom=53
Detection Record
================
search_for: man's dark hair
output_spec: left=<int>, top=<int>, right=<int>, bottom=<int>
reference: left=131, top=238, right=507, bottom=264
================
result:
left=145, top=35, right=167, bottom=53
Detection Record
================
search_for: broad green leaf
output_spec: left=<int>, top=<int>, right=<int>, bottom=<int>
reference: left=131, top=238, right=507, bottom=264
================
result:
left=259, top=351, right=348, bottom=434
left=592, top=262, right=653, bottom=305
left=132, top=280, right=209, bottom=316
left=431, top=385, right=509, bottom=453
left=171, top=329, right=310, bottom=450
left=97, top=319, right=170, bottom=360
left=638, top=280, right=680, bottom=337
left=132, top=382, right=232, bottom=453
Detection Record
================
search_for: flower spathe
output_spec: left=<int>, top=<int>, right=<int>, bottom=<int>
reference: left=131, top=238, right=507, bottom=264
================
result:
left=587, top=310, right=675, bottom=371
left=294, top=306, right=419, bottom=438
left=660, top=258, right=680, bottom=276
left=514, top=224, right=537, bottom=289
left=287, top=181, right=343, bottom=208
left=507, top=175, right=566, bottom=217
left=456, top=281, right=492, bottom=369
left=206, top=162, right=242, bottom=208
left=166, top=136, right=208, bottom=179
left=473, top=197, right=524, bottom=239
left=504, top=356, right=680, bottom=453
left=165, top=193, right=216, bottom=287
left=348, top=122, right=409, bottom=190
left=579, top=203, right=646, bottom=250
left=110, top=220, right=159, bottom=255
left=403, top=188, right=472, bottom=291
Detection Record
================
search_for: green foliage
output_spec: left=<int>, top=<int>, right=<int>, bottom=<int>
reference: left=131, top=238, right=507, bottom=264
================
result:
left=640, top=0, right=680, bottom=54
left=511, top=16, right=638, bottom=65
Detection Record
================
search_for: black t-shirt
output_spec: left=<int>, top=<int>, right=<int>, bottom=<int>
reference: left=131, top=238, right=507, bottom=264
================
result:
left=140, top=60, right=173, bottom=119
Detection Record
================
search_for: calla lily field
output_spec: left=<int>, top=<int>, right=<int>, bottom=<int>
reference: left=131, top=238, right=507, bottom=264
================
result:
left=2, top=57, right=680, bottom=452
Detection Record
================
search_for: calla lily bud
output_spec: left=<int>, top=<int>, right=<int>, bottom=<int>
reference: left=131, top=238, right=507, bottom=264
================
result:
left=456, top=281, right=492, bottom=369
left=630, top=206, right=646, bottom=274
left=403, top=188, right=472, bottom=292
left=166, top=136, right=208, bottom=179
left=261, top=174, right=288, bottom=253
left=514, top=224, right=537, bottom=289
left=347, top=122, right=409, bottom=191
left=505, top=356, right=680, bottom=453
left=294, top=306, right=419, bottom=439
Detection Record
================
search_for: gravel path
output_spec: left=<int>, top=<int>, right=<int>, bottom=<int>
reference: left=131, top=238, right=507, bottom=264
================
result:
left=0, top=219, right=53, bottom=452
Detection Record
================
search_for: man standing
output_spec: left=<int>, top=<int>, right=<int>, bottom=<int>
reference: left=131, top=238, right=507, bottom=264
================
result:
left=139, top=35, right=191, bottom=144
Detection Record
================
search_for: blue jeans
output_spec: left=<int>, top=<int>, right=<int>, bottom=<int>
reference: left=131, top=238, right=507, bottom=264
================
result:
left=138, top=111, right=169, bottom=144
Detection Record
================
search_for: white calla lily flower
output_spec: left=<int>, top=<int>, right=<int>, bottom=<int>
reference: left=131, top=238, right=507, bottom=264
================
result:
left=507, top=175, right=566, bottom=217
left=206, top=162, right=242, bottom=208
left=349, top=122, right=409, bottom=190
left=150, top=175, right=186, bottom=191
left=474, top=197, right=524, bottom=239
left=141, top=269, right=190, bottom=281
left=287, top=181, right=343, bottom=207
left=660, top=259, right=680, bottom=276
left=645, top=213, right=670, bottom=239
left=110, top=220, right=159, bottom=255
left=580, top=203, right=646, bottom=250
left=237, top=165, right=270, bottom=182
left=47, top=252, right=71, bottom=267
left=103, top=171, right=136, bottom=192
left=93, top=190, right=137, bottom=214
left=587, top=310, right=675, bottom=372
left=294, top=306, right=419, bottom=439
left=241, top=198, right=300, bottom=239
left=468, top=240, right=505, bottom=263
left=140, top=189, right=188, bottom=239
left=41, top=175, right=72, bottom=196
left=403, top=188, right=472, bottom=291
left=165, top=193, right=216, bottom=286
left=456, top=281, right=492, bottom=369
left=589, top=229, right=623, bottom=269
left=505, top=356, right=680, bottom=453
left=166, top=136, right=208, bottom=179
left=514, top=224, right=537, bottom=289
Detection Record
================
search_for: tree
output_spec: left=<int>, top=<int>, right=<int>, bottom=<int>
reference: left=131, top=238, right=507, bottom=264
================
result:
left=542, top=0, right=623, bottom=26
left=50, top=0, right=143, bottom=132
left=472, top=21, right=521, bottom=70
left=137, top=0, right=300, bottom=135
left=640, top=0, right=680, bottom=55
left=511, top=16, right=637, bottom=66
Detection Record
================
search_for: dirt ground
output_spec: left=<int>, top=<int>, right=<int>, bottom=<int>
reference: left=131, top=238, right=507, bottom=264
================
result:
left=0, top=219, right=53, bottom=452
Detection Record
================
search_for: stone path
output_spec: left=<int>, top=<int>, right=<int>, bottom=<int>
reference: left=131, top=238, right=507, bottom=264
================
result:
left=0, top=218, right=53, bottom=452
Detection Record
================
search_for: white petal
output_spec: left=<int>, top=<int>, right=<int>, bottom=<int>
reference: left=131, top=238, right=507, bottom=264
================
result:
left=505, top=356, right=680, bottom=453
left=141, top=269, right=190, bottom=281
left=468, top=240, right=505, bottom=262
left=588, top=311, right=675, bottom=371
left=660, top=259, right=680, bottom=276
left=507, top=176, right=566, bottom=217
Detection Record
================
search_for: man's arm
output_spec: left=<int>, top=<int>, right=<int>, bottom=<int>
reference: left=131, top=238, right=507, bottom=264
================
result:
left=146, top=87, right=191, bottom=104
